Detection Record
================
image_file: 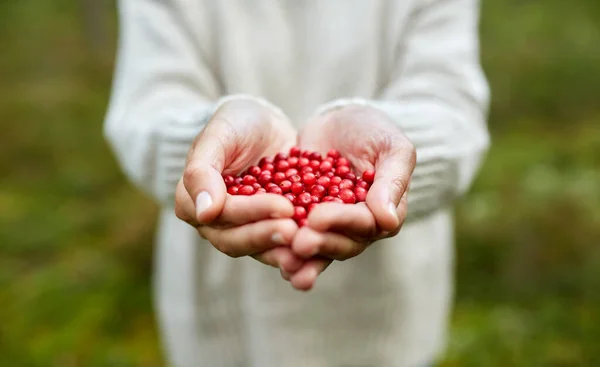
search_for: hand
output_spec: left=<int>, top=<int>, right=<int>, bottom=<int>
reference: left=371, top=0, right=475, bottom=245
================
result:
left=290, top=104, right=416, bottom=288
left=174, top=99, right=305, bottom=276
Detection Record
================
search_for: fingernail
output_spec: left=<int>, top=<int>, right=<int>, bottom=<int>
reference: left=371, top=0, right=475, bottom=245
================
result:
left=271, top=232, right=286, bottom=245
left=388, top=201, right=399, bottom=222
left=195, top=191, right=212, bottom=218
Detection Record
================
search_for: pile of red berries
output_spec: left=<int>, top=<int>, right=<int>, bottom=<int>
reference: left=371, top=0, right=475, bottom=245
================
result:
left=223, top=147, right=375, bottom=226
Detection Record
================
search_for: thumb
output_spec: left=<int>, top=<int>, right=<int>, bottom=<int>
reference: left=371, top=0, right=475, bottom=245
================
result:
left=366, top=145, right=416, bottom=231
left=182, top=123, right=232, bottom=224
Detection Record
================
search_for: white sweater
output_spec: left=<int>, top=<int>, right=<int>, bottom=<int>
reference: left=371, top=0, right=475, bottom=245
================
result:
left=104, top=1, right=489, bottom=366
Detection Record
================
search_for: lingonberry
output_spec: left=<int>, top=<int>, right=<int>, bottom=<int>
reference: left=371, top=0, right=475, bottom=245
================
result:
left=316, top=176, right=331, bottom=188
left=293, top=206, right=307, bottom=221
left=248, top=165, right=262, bottom=177
left=275, top=160, right=290, bottom=172
left=291, top=182, right=304, bottom=195
left=289, top=146, right=301, bottom=157
left=319, top=160, right=333, bottom=173
left=223, top=175, right=235, bottom=187
left=239, top=185, right=256, bottom=196
left=258, top=173, right=272, bottom=186
left=273, top=172, right=286, bottom=184
left=309, top=160, right=321, bottom=170
left=339, top=179, right=354, bottom=190
left=227, top=186, right=239, bottom=195
left=335, top=165, right=351, bottom=176
left=339, top=188, right=356, bottom=203
left=302, top=172, right=316, bottom=186
left=327, top=149, right=340, bottom=159
left=298, top=157, right=310, bottom=167
left=328, top=185, right=340, bottom=197
left=336, top=157, right=350, bottom=167
left=288, top=156, right=299, bottom=168
left=284, top=193, right=296, bottom=202
left=310, top=184, right=326, bottom=198
left=274, top=152, right=287, bottom=161
left=285, top=168, right=298, bottom=177
left=261, top=163, right=275, bottom=172
left=279, top=180, right=292, bottom=193
left=267, top=186, right=283, bottom=195
left=362, top=169, right=375, bottom=184
left=355, top=187, right=368, bottom=202
left=243, top=175, right=257, bottom=185
left=295, top=192, right=312, bottom=207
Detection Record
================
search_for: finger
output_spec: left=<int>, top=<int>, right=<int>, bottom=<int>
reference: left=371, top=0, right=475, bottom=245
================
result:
left=252, top=247, right=306, bottom=273
left=217, top=194, right=294, bottom=226
left=306, top=202, right=377, bottom=238
left=182, top=120, right=238, bottom=224
left=366, top=140, right=416, bottom=232
left=290, top=257, right=332, bottom=291
left=291, top=227, right=367, bottom=260
left=174, top=178, right=199, bottom=225
left=199, top=219, right=298, bottom=258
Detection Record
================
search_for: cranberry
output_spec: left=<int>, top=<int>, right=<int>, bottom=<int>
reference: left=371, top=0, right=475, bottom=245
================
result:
left=330, top=176, right=342, bottom=185
left=284, top=193, right=296, bottom=202
left=309, top=152, right=322, bottom=161
left=261, top=163, right=275, bottom=172
left=285, top=168, right=299, bottom=177
left=293, top=206, right=307, bottom=221
left=310, top=184, right=326, bottom=198
left=362, top=169, right=375, bottom=184
left=319, top=160, right=333, bottom=173
left=336, top=157, right=350, bottom=167
left=267, top=186, right=283, bottom=195
left=289, top=146, right=301, bottom=157
left=291, top=182, right=304, bottom=195
left=344, top=173, right=357, bottom=182
left=256, top=188, right=267, bottom=194
left=298, top=218, right=308, bottom=227
left=243, top=175, right=257, bottom=185
left=335, top=165, right=351, bottom=176
left=355, top=187, right=368, bottom=202
left=295, top=192, right=312, bottom=207
left=273, top=172, right=286, bottom=184
left=223, top=175, right=235, bottom=187
left=288, top=156, right=299, bottom=168
left=239, top=185, right=256, bottom=196
left=259, top=157, right=273, bottom=166
left=300, top=166, right=313, bottom=174
left=227, top=186, right=239, bottom=195
left=325, top=156, right=335, bottom=163
left=356, top=180, right=369, bottom=189
left=301, top=150, right=312, bottom=158
left=327, top=149, right=340, bottom=159
left=258, top=173, right=272, bottom=186
left=248, top=165, right=262, bottom=177
left=317, top=176, right=331, bottom=188
left=235, top=177, right=243, bottom=185
left=275, top=160, right=289, bottom=172
left=298, top=157, right=310, bottom=167
left=252, top=183, right=262, bottom=190
left=266, top=182, right=278, bottom=189
left=274, top=153, right=287, bottom=161
left=309, top=160, right=321, bottom=170
left=311, top=195, right=320, bottom=203
left=339, top=188, right=356, bottom=203
left=279, top=180, right=292, bottom=193
left=326, top=172, right=335, bottom=178
left=322, top=196, right=335, bottom=202
left=302, top=172, right=316, bottom=186
left=339, top=179, right=354, bottom=190
left=328, top=185, right=340, bottom=197
left=289, top=174, right=302, bottom=183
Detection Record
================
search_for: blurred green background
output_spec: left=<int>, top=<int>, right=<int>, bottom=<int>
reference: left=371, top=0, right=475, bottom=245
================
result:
left=1, top=0, right=599, bottom=366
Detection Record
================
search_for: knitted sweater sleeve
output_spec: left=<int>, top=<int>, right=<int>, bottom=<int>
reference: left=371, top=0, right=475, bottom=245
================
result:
left=314, top=0, right=490, bottom=219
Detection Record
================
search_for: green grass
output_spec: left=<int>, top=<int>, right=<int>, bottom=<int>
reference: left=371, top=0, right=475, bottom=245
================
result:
left=1, top=0, right=599, bottom=366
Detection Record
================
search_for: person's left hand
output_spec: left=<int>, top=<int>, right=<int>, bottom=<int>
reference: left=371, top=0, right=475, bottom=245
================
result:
left=287, top=104, right=416, bottom=290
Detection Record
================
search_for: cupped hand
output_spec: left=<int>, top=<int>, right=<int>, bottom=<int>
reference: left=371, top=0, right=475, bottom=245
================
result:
left=174, top=98, right=305, bottom=277
left=290, top=104, right=416, bottom=289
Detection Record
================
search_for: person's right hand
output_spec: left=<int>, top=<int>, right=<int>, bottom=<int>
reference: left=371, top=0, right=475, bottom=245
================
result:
left=174, top=98, right=305, bottom=277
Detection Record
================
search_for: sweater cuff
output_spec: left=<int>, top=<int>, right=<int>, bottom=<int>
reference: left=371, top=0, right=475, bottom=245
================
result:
left=312, top=98, right=476, bottom=218
left=152, top=94, right=287, bottom=206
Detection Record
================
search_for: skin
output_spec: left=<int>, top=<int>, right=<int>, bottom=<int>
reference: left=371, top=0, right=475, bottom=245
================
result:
left=175, top=100, right=416, bottom=291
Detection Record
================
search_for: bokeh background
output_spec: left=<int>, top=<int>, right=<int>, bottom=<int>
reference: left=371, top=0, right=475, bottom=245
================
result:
left=1, top=0, right=599, bottom=366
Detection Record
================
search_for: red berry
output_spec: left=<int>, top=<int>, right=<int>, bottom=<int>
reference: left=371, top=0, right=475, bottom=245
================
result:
left=319, top=160, right=333, bottom=173
left=223, top=175, right=235, bottom=187
left=261, top=163, right=275, bottom=172
left=248, top=165, right=262, bottom=177
left=279, top=180, right=292, bottom=193
left=310, top=184, right=326, bottom=198
left=252, top=183, right=262, bottom=190
left=335, top=165, right=351, bottom=176
left=275, top=160, right=290, bottom=172
left=332, top=197, right=344, bottom=204
left=285, top=168, right=299, bottom=177
left=344, top=173, right=357, bottom=182
left=291, top=182, right=304, bottom=195
left=239, top=185, right=256, bottom=196
left=259, top=157, right=273, bottom=166
left=243, top=175, right=257, bottom=185
left=295, top=192, right=312, bottom=207
left=328, top=185, right=340, bottom=197
left=356, top=179, right=369, bottom=189
left=235, top=177, right=243, bottom=185
left=227, top=186, right=239, bottom=195
left=267, top=186, right=283, bottom=195
left=309, top=160, right=321, bottom=170
left=284, top=193, right=296, bottom=202
left=325, top=156, right=335, bottom=163
left=355, top=187, right=368, bottom=202
left=309, top=152, right=322, bottom=161
left=330, top=176, right=342, bottom=185
left=288, top=156, right=299, bottom=168
left=326, top=171, right=335, bottom=178
left=302, top=172, right=316, bottom=186
left=327, top=149, right=340, bottom=159
left=301, top=150, right=312, bottom=158
left=311, top=195, right=320, bottom=203
left=300, top=166, right=313, bottom=174
left=289, top=146, right=301, bottom=157
left=293, top=206, right=307, bottom=221
left=266, top=182, right=278, bottom=189
left=274, top=153, right=287, bottom=161
left=258, top=173, right=272, bottom=186
left=362, top=169, right=375, bottom=184
left=298, top=157, right=310, bottom=167
left=336, top=157, right=350, bottom=167
left=322, top=196, right=335, bottom=202
left=298, top=218, right=308, bottom=227
left=256, top=188, right=267, bottom=194
left=339, top=188, right=356, bottom=203
left=273, top=172, right=286, bottom=184
left=289, top=174, right=302, bottom=183
left=339, top=179, right=354, bottom=190
left=317, top=176, right=331, bottom=188
left=308, top=203, right=318, bottom=212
